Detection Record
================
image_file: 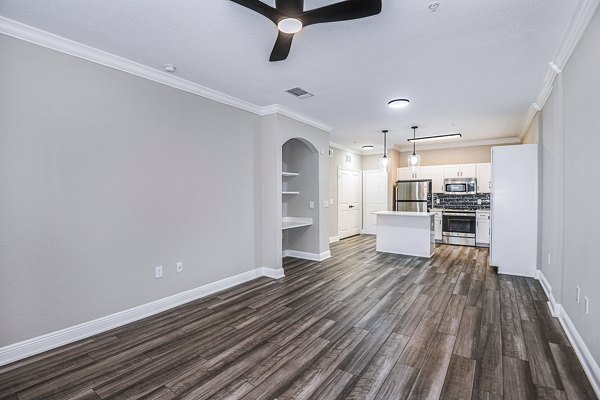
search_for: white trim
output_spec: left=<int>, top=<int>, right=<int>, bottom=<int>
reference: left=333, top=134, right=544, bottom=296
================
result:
left=258, top=267, right=285, bottom=279
left=521, top=0, right=600, bottom=135
left=558, top=306, right=600, bottom=398
left=535, top=272, right=600, bottom=398
left=537, top=270, right=559, bottom=317
left=519, top=104, right=541, bottom=141
left=329, top=236, right=340, bottom=243
left=263, top=105, right=333, bottom=133
left=0, top=17, right=333, bottom=134
left=395, top=137, right=520, bottom=152
left=282, top=250, right=331, bottom=261
left=329, top=142, right=361, bottom=154
left=0, top=268, right=281, bottom=367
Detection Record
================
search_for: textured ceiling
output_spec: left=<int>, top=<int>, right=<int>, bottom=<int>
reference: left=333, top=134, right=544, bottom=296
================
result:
left=0, top=0, right=578, bottom=151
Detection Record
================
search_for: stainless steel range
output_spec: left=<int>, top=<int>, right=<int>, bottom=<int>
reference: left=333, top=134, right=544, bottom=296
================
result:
left=442, top=210, right=476, bottom=246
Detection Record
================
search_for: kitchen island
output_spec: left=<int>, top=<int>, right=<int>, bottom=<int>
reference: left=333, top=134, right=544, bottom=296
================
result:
left=373, top=211, right=435, bottom=258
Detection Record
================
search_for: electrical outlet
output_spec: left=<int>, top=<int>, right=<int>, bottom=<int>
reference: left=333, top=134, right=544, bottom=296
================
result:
left=585, top=297, right=590, bottom=314
left=176, top=261, right=183, bottom=273
left=576, top=286, right=581, bottom=303
left=309, top=201, right=314, bottom=209
left=324, top=200, right=329, bottom=208
left=548, top=253, right=551, bottom=265
left=155, top=265, right=163, bottom=279
left=330, top=198, right=334, bottom=205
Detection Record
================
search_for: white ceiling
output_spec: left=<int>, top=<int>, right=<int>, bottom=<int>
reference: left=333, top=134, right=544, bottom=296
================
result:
left=0, top=0, right=578, bottom=152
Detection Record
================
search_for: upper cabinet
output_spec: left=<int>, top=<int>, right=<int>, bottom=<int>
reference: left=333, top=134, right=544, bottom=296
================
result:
left=443, top=164, right=477, bottom=178
left=476, top=163, right=492, bottom=193
left=398, top=162, right=491, bottom=194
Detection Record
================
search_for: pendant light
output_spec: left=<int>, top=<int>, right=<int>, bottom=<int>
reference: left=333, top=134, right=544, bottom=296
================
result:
left=380, top=130, right=390, bottom=173
left=408, top=125, right=421, bottom=171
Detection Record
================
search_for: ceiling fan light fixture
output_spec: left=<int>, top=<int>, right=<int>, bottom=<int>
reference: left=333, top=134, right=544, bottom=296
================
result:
left=388, top=99, right=410, bottom=109
left=277, top=18, right=303, bottom=34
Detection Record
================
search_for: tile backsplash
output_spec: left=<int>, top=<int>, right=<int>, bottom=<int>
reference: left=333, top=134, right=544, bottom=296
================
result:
left=432, top=193, right=490, bottom=210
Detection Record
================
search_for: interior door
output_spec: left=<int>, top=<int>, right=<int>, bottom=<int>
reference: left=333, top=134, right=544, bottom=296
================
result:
left=338, top=169, right=361, bottom=239
left=363, top=170, right=388, bottom=235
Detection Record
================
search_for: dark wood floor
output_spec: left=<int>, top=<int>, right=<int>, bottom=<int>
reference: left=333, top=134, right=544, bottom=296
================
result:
left=1, top=235, right=597, bottom=400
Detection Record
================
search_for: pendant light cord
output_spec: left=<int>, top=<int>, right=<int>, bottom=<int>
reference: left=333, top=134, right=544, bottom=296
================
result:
left=412, top=127, right=416, bottom=155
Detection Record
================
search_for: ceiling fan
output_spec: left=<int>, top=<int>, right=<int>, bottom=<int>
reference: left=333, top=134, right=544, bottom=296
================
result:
left=230, top=0, right=382, bottom=61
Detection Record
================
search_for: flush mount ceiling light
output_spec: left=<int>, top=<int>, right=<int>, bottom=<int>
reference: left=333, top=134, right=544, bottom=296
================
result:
left=407, top=126, right=421, bottom=172
left=277, top=18, right=303, bottom=34
left=388, top=99, right=410, bottom=109
left=408, top=133, right=462, bottom=142
left=380, top=130, right=390, bottom=173
left=163, top=64, right=176, bottom=73
left=362, top=145, right=374, bottom=150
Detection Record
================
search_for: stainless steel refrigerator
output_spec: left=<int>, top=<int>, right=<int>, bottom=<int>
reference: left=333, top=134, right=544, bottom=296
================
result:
left=394, top=180, right=431, bottom=212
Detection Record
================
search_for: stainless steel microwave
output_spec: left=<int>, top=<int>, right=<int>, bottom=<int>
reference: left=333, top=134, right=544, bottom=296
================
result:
left=444, top=178, right=477, bottom=194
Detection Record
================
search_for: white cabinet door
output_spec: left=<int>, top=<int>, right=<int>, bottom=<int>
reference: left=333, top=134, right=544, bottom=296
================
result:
left=476, top=212, right=491, bottom=245
left=460, top=164, right=478, bottom=178
left=477, top=163, right=492, bottom=193
left=443, top=165, right=461, bottom=178
left=429, top=166, right=445, bottom=193
left=433, top=212, right=443, bottom=242
left=397, top=167, right=414, bottom=180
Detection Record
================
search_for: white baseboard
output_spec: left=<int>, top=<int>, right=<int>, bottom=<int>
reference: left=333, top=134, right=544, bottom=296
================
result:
left=283, top=249, right=331, bottom=261
left=329, top=236, right=340, bottom=243
left=258, top=267, right=285, bottom=279
left=536, top=271, right=600, bottom=398
left=0, top=267, right=282, bottom=367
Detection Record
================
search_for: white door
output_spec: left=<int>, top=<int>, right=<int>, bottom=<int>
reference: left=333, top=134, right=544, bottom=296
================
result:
left=477, top=163, right=492, bottom=193
left=338, top=169, right=361, bottom=239
left=397, top=167, right=413, bottom=180
left=460, top=164, right=478, bottom=178
left=363, top=170, right=388, bottom=235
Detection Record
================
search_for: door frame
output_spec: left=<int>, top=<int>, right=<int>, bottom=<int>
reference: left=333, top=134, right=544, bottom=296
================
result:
left=362, top=169, right=389, bottom=235
left=338, top=167, right=362, bottom=239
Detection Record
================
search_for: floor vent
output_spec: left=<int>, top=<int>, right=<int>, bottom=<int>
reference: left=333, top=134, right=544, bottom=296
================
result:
left=286, top=87, right=314, bottom=99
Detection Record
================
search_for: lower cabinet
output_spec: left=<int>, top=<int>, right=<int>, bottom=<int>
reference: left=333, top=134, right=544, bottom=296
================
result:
left=432, top=211, right=443, bottom=243
left=476, top=211, right=491, bottom=247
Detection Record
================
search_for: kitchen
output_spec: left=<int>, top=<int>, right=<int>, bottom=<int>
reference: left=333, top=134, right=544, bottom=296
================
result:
left=331, top=140, right=538, bottom=277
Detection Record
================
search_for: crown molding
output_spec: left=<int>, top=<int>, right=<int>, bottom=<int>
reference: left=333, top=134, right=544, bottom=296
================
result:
left=0, top=16, right=333, bottom=133
left=261, top=104, right=333, bottom=133
left=520, top=0, right=599, bottom=136
left=394, top=137, right=520, bottom=152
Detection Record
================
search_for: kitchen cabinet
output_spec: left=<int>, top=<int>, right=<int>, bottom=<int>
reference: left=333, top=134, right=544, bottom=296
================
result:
left=444, top=164, right=477, bottom=179
left=396, top=166, right=444, bottom=193
left=477, top=163, right=492, bottom=193
left=476, top=210, right=490, bottom=247
left=432, top=210, right=443, bottom=242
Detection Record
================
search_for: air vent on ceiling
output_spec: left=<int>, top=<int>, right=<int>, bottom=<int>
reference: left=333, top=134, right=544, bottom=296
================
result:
left=286, top=87, right=314, bottom=99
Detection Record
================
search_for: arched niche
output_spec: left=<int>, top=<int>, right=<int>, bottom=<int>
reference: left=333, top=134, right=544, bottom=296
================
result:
left=282, top=137, right=320, bottom=255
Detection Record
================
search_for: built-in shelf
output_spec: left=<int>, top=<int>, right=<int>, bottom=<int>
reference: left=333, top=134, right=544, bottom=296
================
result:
left=282, top=171, right=299, bottom=177
left=282, top=191, right=300, bottom=195
left=282, top=216, right=313, bottom=230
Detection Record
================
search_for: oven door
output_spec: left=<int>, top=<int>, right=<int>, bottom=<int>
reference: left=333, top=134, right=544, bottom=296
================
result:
left=442, top=212, right=476, bottom=238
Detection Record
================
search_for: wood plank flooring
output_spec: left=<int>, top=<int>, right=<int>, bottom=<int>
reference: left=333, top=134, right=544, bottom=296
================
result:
left=1, top=235, right=597, bottom=400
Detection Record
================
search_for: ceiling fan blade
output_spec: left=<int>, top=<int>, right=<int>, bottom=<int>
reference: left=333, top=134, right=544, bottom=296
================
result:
left=276, top=0, right=304, bottom=15
left=301, top=0, right=382, bottom=27
left=229, top=0, right=279, bottom=24
left=270, top=31, right=295, bottom=61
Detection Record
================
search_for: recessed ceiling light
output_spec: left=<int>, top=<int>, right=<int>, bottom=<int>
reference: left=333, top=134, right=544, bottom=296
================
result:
left=362, top=145, right=374, bottom=149
left=163, top=64, right=176, bottom=73
left=278, top=18, right=303, bottom=34
left=388, top=99, right=410, bottom=109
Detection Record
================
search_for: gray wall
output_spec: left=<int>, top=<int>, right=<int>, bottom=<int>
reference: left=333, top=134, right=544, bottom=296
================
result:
left=0, top=34, right=262, bottom=345
left=0, top=34, right=331, bottom=347
left=539, top=5, right=600, bottom=364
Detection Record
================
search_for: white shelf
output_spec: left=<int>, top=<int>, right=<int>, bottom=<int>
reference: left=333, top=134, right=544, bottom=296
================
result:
left=282, top=216, right=313, bottom=230
left=282, top=191, right=300, bottom=195
left=282, top=171, right=299, bottom=177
